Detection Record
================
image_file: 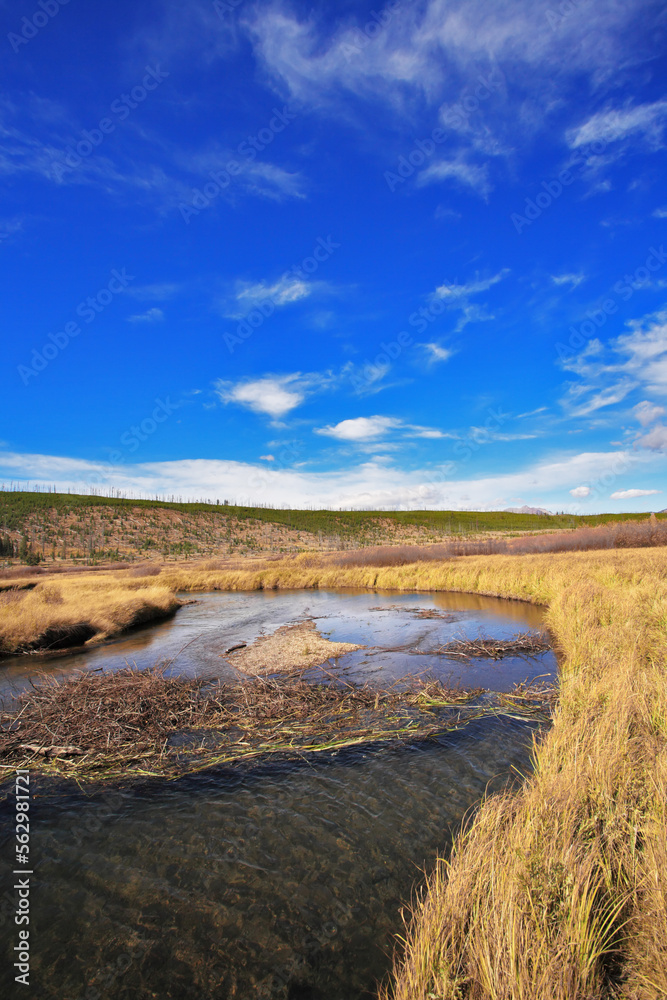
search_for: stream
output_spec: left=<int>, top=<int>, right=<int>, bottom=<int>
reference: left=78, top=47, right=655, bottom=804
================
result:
left=0, top=589, right=557, bottom=999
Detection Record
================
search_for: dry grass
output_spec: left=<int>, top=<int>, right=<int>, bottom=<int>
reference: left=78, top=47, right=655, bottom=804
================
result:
left=148, top=546, right=667, bottom=997
left=225, top=619, right=363, bottom=674
left=367, top=548, right=667, bottom=1000
left=0, top=666, right=549, bottom=782
left=0, top=574, right=180, bottom=655
left=2, top=538, right=665, bottom=994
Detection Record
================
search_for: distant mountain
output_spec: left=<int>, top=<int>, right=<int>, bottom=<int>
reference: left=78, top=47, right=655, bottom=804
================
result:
left=503, top=505, right=552, bottom=516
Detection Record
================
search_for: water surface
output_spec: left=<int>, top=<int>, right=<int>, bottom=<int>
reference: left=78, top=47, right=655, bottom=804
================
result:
left=0, top=590, right=554, bottom=998
left=0, top=589, right=555, bottom=699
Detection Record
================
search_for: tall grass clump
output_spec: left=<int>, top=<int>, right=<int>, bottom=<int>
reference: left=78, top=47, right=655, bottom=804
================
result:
left=375, top=549, right=667, bottom=999
left=0, top=575, right=179, bottom=655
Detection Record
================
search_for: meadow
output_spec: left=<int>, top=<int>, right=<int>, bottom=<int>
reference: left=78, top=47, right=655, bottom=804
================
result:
left=157, top=543, right=667, bottom=998
left=1, top=504, right=666, bottom=996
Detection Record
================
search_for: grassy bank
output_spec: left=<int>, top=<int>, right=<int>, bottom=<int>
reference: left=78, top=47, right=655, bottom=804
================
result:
left=0, top=575, right=179, bottom=655
left=2, top=545, right=665, bottom=993
left=159, top=548, right=667, bottom=997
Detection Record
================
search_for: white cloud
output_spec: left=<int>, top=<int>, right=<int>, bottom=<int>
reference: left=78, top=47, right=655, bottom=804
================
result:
left=434, top=269, right=509, bottom=300
left=259, top=454, right=275, bottom=461
left=216, top=370, right=340, bottom=421
left=1, top=446, right=659, bottom=512
left=652, top=206, right=667, bottom=219
left=242, top=161, right=307, bottom=202
left=412, top=427, right=447, bottom=439
left=560, top=312, right=667, bottom=426
left=551, top=273, right=585, bottom=289
left=315, top=416, right=401, bottom=441
left=127, top=307, right=164, bottom=323
left=563, top=379, right=636, bottom=418
left=243, top=0, right=658, bottom=119
left=610, top=488, right=661, bottom=499
left=422, top=268, right=509, bottom=333
left=421, top=342, right=453, bottom=364
left=636, top=424, right=667, bottom=452
left=314, top=416, right=450, bottom=442
left=517, top=407, right=548, bottom=418
left=216, top=375, right=307, bottom=420
left=634, top=400, right=666, bottom=427
left=567, top=100, right=667, bottom=150
left=416, top=157, right=491, bottom=198
left=468, top=428, right=537, bottom=442
left=223, top=274, right=311, bottom=317
left=570, top=486, right=592, bottom=497
left=615, top=311, right=667, bottom=393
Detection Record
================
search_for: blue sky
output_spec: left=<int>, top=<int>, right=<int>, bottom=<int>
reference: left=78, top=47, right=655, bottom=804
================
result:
left=1, top=0, right=666, bottom=512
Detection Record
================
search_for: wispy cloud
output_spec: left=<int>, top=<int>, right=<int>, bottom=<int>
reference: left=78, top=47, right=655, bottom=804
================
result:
left=610, top=488, right=661, bottom=499
left=426, top=267, right=509, bottom=333
left=562, top=379, right=637, bottom=418
left=567, top=100, right=667, bottom=151
left=421, top=342, right=453, bottom=365
left=221, top=274, right=312, bottom=318
left=434, top=269, right=509, bottom=300
left=615, top=310, right=667, bottom=394
left=551, top=272, right=585, bottom=289
left=517, top=406, right=548, bottom=418
left=314, top=416, right=448, bottom=442
left=127, top=307, right=164, bottom=323
left=560, top=310, right=667, bottom=421
left=243, top=0, right=660, bottom=120
left=126, top=283, right=183, bottom=302
left=416, top=157, right=491, bottom=198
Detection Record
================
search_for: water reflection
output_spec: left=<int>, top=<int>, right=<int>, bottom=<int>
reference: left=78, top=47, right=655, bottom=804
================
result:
left=0, top=589, right=555, bottom=700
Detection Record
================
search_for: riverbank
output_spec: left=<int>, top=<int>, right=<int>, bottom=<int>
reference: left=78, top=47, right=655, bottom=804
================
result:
left=154, top=547, right=667, bottom=996
left=0, top=574, right=180, bottom=655
left=1, top=546, right=664, bottom=994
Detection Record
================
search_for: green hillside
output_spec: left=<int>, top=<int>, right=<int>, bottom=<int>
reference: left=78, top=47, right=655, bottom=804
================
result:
left=0, top=490, right=663, bottom=538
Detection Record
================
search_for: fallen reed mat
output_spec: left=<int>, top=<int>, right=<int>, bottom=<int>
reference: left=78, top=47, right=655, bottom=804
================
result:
left=0, top=666, right=556, bottom=782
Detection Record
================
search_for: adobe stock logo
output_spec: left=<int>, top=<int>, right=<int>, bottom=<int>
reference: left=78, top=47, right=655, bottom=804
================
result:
left=8, top=0, right=71, bottom=54
left=17, top=269, right=134, bottom=385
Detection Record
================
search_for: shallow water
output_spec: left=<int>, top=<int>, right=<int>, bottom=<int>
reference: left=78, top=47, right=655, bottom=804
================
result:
left=0, top=590, right=555, bottom=998
left=0, top=589, right=556, bottom=699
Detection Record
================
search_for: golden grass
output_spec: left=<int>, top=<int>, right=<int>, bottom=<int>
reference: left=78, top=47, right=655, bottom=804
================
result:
left=2, top=545, right=666, bottom=994
left=0, top=575, right=179, bottom=655
left=155, top=547, right=667, bottom=997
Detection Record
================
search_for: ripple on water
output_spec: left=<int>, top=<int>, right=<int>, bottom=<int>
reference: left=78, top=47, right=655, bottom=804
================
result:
left=0, top=590, right=553, bottom=998
left=1, top=715, right=541, bottom=999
